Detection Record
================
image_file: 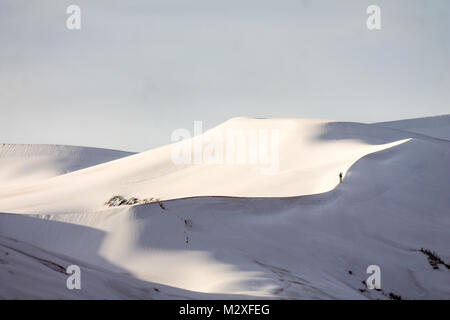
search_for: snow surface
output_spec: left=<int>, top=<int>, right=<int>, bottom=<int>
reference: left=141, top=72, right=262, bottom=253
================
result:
left=0, top=144, right=133, bottom=187
left=0, top=116, right=449, bottom=299
left=0, top=118, right=409, bottom=214
left=375, top=115, right=450, bottom=141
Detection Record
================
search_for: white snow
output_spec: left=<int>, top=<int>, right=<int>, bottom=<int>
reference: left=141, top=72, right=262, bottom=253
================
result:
left=0, top=144, right=133, bottom=188
left=375, top=114, right=450, bottom=141
left=0, top=118, right=408, bottom=214
left=0, top=116, right=449, bottom=299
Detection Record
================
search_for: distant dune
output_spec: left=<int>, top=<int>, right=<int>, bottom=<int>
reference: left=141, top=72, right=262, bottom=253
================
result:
left=0, top=144, right=133, bottom=187
left=375, top=114, right=450, bottom=140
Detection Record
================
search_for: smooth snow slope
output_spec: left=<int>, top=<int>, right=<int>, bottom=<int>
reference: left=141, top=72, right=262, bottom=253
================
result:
left=0, top=235, right=250, bottom=299
left=0, top=118, right=408, bottom=214
left=375, top=114, right=450, bottom=141
left=0, top=144, right=133, bottom=187
left=0, top=117, right=449, bottom=299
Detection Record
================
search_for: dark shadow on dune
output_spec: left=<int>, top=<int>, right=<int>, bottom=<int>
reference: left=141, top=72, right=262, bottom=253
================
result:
left=314, top=121, right=450, bottom=145
left=0, top=212, right=265, bottom=299
left=0, top=213, right=125, bottom=273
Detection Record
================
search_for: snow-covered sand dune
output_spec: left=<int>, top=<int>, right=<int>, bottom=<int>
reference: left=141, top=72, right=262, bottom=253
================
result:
left=0, top=144, right=133, bottom=187
left=0, top=118, right=409, bottom=214
left=375, top=114, right=450, bottom=141
left=0, top=235, right=249, bottom=299
left=0, top=116, right=449, bottom=299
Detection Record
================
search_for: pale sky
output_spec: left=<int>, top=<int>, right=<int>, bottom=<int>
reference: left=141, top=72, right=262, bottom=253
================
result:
left=1, top=0, right=449, bottom=151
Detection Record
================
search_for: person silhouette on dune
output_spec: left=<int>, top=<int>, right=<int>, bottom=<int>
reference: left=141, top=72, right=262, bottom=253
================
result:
left=339, top=172, right=343, bottom=184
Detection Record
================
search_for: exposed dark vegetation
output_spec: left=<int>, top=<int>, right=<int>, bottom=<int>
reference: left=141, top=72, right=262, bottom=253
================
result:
left=184, top=219, right=193, bottom=229
left=105, top=195, right=165, bottom=209
left=359, top=279, right=403, bottom=300
left=158, top=201, right=166, bottom=210
left=420, top=248, right=450, bottom=270
left=389, top=292, right=402, bottom=300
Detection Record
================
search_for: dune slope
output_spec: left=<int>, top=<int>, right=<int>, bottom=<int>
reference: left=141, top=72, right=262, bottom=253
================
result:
left=0, top=144, right=133, bottom=187
left=0, top=117, right=449, bottom=299
left=375, top=114, right=450, bottom=141
left=0, top=119, right=409, bottom=214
